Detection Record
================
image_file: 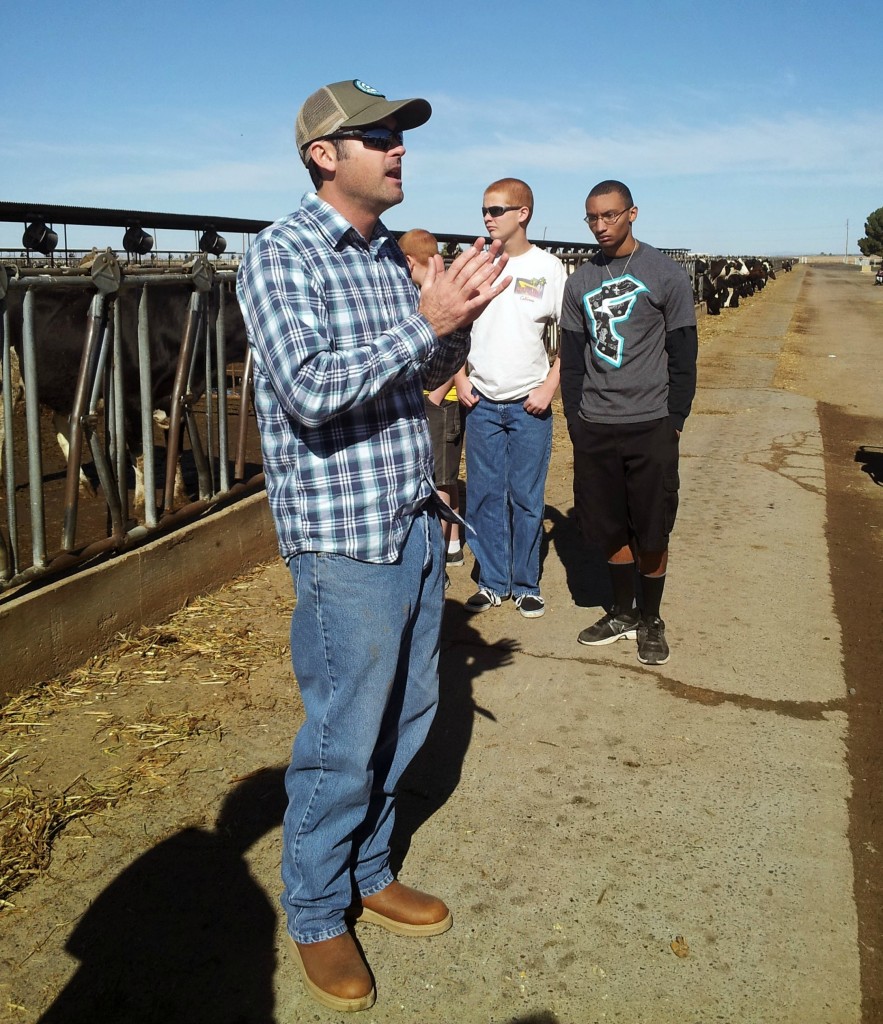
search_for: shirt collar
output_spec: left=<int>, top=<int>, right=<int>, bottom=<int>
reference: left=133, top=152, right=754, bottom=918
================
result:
left=301, top=192, right=392, bottom=251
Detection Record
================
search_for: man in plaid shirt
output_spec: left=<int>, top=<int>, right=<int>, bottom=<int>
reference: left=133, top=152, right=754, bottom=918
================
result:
left=237, top=79, right=510, bottom=1012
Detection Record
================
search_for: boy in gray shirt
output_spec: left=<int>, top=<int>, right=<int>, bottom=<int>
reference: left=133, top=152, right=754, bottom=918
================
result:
left=559, top=180, right=697, bottom=665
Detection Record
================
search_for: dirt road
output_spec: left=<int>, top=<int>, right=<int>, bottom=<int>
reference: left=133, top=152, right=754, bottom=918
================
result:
left=1, top=263, right=881, bottom=1023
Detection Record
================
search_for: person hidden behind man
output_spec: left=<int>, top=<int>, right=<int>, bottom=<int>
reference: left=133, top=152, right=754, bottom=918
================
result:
left=398, top=228, right=466, bottom=590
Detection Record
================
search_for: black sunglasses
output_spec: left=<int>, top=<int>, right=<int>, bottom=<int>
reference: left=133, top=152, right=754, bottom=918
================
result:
left=324, top=127, right=404, bottom=152
left=481, top=205, right=521, bottom=218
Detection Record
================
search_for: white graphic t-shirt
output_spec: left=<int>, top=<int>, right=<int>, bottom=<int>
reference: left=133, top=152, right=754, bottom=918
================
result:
left=468, top=245, right=566, bottom=401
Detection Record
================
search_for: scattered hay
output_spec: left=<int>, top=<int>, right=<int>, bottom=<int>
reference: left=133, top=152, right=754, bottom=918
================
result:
left=110, top=578, right=290, bottom=685
left=114, top=622, right=266, bottom=683
left=0, top=565, right=288, bottom=909
left=97, top=704, right=222, bottom=751
left=0, top=704, right=221, bottom=911
left=0, top=765, right=126, bottom=909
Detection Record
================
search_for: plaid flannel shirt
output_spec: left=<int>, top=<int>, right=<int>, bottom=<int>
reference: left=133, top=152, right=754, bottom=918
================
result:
left=237, top=192, right=469, bottom=563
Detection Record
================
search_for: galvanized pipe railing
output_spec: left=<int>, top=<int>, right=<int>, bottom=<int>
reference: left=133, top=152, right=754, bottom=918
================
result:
left=0, top=255, right=259, bottom=598
left=0, top=266, right=18, bottom=580
left=20, top=288, right=48, bottom=567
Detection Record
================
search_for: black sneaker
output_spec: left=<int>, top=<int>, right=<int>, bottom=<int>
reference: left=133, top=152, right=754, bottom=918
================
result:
left=577, top=609, right=639, bottom=646
left=465, top=588, right=502, bottom=612
left=446, top=547, right=465, bottom=567
left=637, top=615, right=670, bottom=665
left=444, top=572, right=451, bottom=592
left=515, top=594, right=545, bottom=618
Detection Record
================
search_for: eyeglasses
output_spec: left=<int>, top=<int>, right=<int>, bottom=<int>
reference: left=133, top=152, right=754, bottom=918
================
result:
left=584, top=208, right=632, bottom=226
left=324, top=127, right=404, bottom=151
left=482, top=206, right=521, bottom=218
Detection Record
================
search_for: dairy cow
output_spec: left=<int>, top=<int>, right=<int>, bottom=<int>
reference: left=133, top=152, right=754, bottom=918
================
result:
left=695, top=256, right=781, bottom=314
left=695, top=258, right=747, bottom=314
left=743, top=258, right=775, bottom=296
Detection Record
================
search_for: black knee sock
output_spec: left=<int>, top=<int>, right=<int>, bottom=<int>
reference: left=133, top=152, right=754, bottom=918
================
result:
left=608, top=562, right=636, bottom=616
left=640, top=573, right=666, bottom=620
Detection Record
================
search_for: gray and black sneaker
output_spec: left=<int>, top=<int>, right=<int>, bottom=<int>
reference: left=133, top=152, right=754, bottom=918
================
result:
left=466, top=588, right=502, bottom=612
left=446, top=546, right=465, bottom=567
left=577, top=609, right=640, bottom=646
left=636, top=615, right=670, bottom=665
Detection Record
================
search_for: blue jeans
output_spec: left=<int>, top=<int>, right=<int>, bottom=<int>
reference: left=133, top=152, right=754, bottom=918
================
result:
left=465, top=395, right=552, bottom=599
left=283, top=511, right=444, bottom=944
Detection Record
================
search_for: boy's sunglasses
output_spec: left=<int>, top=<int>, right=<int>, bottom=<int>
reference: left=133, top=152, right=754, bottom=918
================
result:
left=323, top=127, right=404, bottom=152
left=481, top=205, right=521, bottom=218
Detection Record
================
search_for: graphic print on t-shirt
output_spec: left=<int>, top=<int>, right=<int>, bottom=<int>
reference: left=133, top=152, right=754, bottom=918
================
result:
left=581, top=275, right=648, bottom=368
left=514, top=277, right=547, bottom=301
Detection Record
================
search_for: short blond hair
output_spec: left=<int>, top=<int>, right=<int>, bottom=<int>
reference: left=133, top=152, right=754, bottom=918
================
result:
left=397, top=228, right=439, bottom=265
left=484, top=178, right=534, bottom=225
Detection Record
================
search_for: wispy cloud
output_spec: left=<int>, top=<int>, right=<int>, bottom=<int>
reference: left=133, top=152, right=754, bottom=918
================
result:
left=59, top=159, right=299, bottom=202
left=416, top=100, right=883, bottom=182
left=2, top=96, right=878, bottom=255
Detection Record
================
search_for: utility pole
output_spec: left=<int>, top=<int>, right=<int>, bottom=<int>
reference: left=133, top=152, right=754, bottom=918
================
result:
left=845, top=218, right=849, bottom=261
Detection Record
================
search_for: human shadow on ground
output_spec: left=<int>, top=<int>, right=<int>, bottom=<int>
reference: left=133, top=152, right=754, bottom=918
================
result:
left=544, top=503, right=611, bottom=609
left=391, top=606, right=518, bottom=874
left=37, top=766, right=287, bottom=1024
left=855, top=445, right=883, bottom=485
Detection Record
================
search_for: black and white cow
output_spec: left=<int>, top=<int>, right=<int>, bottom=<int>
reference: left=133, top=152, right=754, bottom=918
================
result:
left=695, top=257, right=748, bottom=314
left=743, top=258, right=776, bottom=295
left=695, top=256, right=781, bottom=314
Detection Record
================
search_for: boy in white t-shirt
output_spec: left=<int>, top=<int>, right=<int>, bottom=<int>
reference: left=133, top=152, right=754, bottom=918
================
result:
left=455, top=178, right=566, bottom=617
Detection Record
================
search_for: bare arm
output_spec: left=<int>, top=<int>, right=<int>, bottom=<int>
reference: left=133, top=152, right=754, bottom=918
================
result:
left=523, top=355, right=561, bottom=415
left=426, top=377, right=456, bottom=405
left=454, top=365, right=478, bottom=408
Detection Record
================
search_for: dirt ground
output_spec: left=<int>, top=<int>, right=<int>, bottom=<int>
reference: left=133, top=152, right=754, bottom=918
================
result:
left=1, top=262, right=881, bottom=1023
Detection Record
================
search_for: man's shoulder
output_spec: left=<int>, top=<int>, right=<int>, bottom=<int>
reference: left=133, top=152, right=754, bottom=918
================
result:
left=637, top=242, right=689, bottom=276
left=256, top=197, right=327, bottom=248
left=522, top=244, right=565, bottom=273
left=241, top=197, right=346, bottom=283
left=506, top=246, right=566, bottom=295
left=564, top=256, right=600, bottom=291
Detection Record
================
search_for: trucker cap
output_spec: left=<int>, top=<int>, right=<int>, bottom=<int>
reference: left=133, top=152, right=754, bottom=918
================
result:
left=295, top=79, right=432, bottom=165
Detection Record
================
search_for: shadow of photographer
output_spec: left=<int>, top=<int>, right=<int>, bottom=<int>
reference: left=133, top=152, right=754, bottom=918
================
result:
left=37, top=766, right=287, bottom=1024
left=855, top=445, right=883, bottom=486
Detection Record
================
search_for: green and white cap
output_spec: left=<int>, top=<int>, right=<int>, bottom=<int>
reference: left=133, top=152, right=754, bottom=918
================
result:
left=295, top=79, right=431, bottom=165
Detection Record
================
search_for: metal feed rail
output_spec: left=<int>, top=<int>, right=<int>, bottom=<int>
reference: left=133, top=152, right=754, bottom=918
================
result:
left=0, top=251, right=262, bottom=596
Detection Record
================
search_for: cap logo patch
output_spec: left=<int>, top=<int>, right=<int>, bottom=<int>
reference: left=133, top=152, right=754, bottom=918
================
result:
left=353, top=80, right=384, bottom=97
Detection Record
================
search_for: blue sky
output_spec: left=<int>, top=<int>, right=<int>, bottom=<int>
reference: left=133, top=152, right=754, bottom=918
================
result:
left=1, top=0, right=878, bottom=256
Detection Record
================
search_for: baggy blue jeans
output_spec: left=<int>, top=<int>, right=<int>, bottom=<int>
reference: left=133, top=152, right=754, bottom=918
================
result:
left=464, top=395, right=553, bottom=599
left=282, top=510, right=444, bottom=944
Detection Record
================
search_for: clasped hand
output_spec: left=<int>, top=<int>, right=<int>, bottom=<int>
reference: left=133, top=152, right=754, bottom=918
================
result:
left=418, top=239, right=512, bottom=338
